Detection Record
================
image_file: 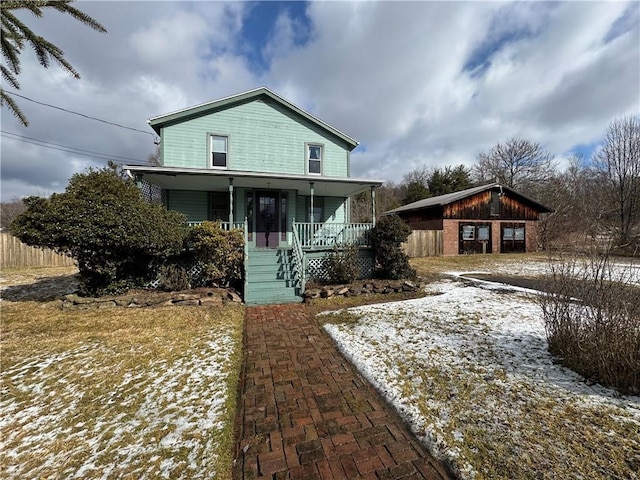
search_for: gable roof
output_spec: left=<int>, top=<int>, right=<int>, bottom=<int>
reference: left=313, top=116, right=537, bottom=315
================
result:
left=148, top=87, right=359, bottom=150
left=384, top=183, right=553, bottom=215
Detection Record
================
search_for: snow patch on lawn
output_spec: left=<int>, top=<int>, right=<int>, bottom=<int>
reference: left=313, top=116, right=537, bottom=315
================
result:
left=1, top=334, right=235, bottom=479
left=323, top=279, right=640, bottom=479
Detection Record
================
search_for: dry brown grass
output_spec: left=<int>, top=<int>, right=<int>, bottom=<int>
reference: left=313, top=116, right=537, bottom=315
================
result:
left=1, top=269, right=243, bottom=480
left=410, top=252, right=549, bottom=279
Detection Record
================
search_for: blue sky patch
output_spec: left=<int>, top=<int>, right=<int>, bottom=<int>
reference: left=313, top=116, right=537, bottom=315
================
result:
left=464, top=28, right=534, bottom=77
left=241, top=1, right=311, bottom=73
left=463, top=3, right=558, bottom=78
left=603, top=2, right=639, bottom=44
left=568, top=141, right=601, bottom=162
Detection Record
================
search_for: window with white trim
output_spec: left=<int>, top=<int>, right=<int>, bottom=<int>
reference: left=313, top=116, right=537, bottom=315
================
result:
left=210, top=135, right=228, bottom=168
left=307, top=144, right=322, bottom=175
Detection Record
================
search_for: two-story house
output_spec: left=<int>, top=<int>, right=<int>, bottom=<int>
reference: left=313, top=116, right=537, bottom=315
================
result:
left=125, top=87, right=383, bottom=304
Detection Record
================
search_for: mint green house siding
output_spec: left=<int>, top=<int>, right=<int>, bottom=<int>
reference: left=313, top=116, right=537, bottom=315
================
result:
left=161, top=100, right=349, bottom=177
left=166, top=190, right=208, bottom=223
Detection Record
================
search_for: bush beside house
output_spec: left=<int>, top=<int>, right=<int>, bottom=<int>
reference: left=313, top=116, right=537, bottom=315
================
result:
left=10, top=166, right=188, bottom=296
left=370, top=215, right=416, bottom=280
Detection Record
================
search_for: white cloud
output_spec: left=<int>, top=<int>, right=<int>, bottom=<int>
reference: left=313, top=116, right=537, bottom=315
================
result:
left=1, top=1, right=638, bottom=201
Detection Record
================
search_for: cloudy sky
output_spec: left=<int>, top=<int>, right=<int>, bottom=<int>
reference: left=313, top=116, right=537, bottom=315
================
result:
left=1, top=0, right=638, bottom=202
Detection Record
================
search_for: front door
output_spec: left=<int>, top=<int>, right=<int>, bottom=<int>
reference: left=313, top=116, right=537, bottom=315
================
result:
left=256, top=192, right=279, bottom=248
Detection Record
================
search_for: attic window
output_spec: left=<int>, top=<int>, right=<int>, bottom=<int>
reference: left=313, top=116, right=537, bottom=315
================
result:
left=211, top=135, right=228, bottom=168
left=491, top=190, right=500, bottom=216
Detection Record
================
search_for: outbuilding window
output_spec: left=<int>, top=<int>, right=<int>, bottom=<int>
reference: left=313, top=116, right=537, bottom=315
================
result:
left=462, top=225, right=475, bottom=240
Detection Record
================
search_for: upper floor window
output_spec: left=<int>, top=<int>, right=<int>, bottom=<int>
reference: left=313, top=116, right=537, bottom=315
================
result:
left=211, top=135, right=228, bottom=168
left=307, top=144, right=322, bottom=175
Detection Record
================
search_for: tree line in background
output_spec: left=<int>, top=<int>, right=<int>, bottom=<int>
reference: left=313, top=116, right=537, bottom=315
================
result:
left=2, top=116, right=638, bottom=255
left=351, top=115, right=639, bottom=254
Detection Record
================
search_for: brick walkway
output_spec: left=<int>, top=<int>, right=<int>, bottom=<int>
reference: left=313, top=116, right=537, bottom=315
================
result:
left=234, top=304, right=453, bottom=480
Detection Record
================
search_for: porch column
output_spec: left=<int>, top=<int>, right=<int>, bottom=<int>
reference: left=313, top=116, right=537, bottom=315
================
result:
left=228, top=178, right=234, bottom=225
left=309, top=181, right=315, bottom=235
left=371, top=186, right=377, bottom=226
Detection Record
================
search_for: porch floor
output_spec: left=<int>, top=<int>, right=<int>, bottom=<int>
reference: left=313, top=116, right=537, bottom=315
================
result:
left=234, top=304, right=452, bottom=479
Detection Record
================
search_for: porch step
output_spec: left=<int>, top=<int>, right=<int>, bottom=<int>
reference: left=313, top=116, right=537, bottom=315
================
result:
left=245, top=248, right=301, bottom=305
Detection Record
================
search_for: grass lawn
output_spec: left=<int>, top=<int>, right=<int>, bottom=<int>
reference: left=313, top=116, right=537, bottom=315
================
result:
left=1, top=267, right=243, bottom=480
left=321, top=254, right=640, bottom=480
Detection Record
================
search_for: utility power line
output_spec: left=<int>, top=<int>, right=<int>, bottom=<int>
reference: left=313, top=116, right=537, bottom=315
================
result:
left=1, top=130, right=151, bottom=165
left=4, top=90, right=157, bottom=139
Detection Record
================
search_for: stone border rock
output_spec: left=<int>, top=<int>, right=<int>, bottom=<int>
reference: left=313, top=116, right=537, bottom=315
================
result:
left=61, top=289, right=243, bottom=309
left=303, top=280, right=422, bottom=302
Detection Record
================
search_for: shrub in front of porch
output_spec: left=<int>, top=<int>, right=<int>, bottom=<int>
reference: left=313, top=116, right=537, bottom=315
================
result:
left=187, top=221, right=244, bottom=288
left=324, top=244, right=361, bottom=284
left=370, top=215, right=416, bottom=280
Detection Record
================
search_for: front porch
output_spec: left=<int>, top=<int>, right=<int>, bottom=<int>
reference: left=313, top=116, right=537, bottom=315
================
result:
left=188, top=220, right=375, bottom=304
left=125, top=165, right=382, bottom=304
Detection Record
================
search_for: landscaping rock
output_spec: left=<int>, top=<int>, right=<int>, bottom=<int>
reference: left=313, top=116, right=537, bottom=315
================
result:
left=176, top=293, right=200, bottom=301
left=174, top=299, right=200, bottom=306
left=226, top=290, right=242, bottom=303
left=65, top=294, right=96, bottom=305
left=320, top=288, right=334, bottom=298
left=60, top=287, right=243, bottom=309
left=304, top=288, right=321, bottom=299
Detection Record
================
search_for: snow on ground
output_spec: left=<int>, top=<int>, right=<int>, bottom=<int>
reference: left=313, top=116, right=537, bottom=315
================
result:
left=455, top=256, right=640, bottom=285
left=323, top=279, right=640, bottom=479
left=1, top=331, right=236, bottom=480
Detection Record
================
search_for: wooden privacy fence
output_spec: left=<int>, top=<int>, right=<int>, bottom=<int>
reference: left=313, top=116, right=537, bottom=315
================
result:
left=402, top=230, right=443, bottom=257
left=0, top=232, right=75, bottom=268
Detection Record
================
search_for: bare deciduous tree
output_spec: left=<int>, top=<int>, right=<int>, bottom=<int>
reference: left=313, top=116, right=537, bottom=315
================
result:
left=0, top=199, right=27, bottom=230
left=350, top=184, right=402, bottom=223
left=536, top=156, right=602, bottom=249
left=592, top=116, right=640, bottom=248
left=148, top=145, right=161, bottom=166
left=473, top=137, right=556, bottom=193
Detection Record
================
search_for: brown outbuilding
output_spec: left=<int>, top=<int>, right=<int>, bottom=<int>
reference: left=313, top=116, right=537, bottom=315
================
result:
left=384, top=183, right=553, bottom=255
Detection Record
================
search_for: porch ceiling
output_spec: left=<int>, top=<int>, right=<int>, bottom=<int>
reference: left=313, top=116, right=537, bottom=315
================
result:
left=124, top=165, right=384, bottom=197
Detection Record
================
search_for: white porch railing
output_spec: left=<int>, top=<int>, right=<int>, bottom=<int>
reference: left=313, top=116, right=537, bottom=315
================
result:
left=291, top=225, right=306, bottom=293
left=187, top=221, right=246, bottom=230
left=293, top=222, right=373, bottom=248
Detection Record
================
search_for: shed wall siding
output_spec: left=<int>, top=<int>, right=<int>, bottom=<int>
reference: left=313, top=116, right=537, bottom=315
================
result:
left=161, top=99, right=349, bottom=177
left=441, top=191, right=541, bottom=220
